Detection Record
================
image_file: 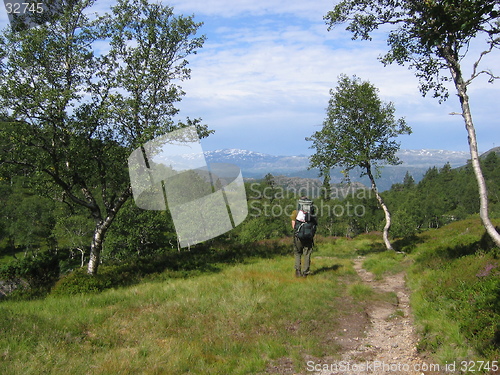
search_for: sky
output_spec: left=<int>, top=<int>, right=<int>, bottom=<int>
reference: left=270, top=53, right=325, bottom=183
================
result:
left=1, top=0, right=499, bottom=156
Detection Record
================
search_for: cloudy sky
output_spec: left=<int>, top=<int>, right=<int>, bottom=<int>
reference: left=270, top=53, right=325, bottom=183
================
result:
left=1, top=0, right=499, bottom=156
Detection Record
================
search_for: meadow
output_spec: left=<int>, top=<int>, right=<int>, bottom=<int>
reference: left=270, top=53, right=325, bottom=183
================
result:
left=1, top=217, right=499, bottom=374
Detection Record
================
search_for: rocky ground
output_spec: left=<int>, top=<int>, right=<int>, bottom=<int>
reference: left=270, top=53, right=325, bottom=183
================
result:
left=313, top=257, right=441, bottom=375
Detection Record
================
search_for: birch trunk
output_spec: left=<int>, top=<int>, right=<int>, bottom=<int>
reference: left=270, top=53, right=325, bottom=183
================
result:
left=442, top=46, right=500, bottom=248
left=366, top=165, right=393, bottom=251
left=87, top=188, right=131, bottom=275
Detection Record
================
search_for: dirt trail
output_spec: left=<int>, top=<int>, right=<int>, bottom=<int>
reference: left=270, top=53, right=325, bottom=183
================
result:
left=315, top=257, right=435, bottom=375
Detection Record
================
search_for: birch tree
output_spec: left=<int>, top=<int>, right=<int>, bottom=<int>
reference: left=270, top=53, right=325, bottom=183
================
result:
left=0, top=0, right=209, bottom=275
left=308, top=75, right=411, bottom=250
left=325, top=0, right=500, bottom=247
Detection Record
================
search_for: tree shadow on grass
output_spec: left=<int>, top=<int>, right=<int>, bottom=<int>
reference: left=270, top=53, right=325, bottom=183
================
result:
left=356, top=241, right=387, bottom=256
left=49, top=237, right=294, bottom=297
left=392, top=234, right=426, bottom=254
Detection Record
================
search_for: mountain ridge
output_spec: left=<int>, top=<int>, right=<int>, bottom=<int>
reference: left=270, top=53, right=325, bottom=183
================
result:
left=203, top=148, right=489, bottom=192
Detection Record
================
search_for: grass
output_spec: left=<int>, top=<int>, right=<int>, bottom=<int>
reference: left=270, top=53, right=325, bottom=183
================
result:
left=2, top=220, right=500, bottom=373
left=0, top=251, right=356, bottom=375
left=348, top=282, right=374, bottom=300
left=403, top=217, right=500, bottom=364
left=362, top=250, right=407, bottom=279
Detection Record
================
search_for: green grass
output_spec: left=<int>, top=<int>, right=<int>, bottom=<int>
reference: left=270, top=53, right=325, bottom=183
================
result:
left=362, top=251, right=407, bottom=279
left=348, top=282, right=374, bottom=300
left=404, top=217, right=500, bottom=364
left=0, top=253, right=352, bottom=375
left=2, top=220, right=500, bottom=373
left=314, top=233, right=386, bottom=259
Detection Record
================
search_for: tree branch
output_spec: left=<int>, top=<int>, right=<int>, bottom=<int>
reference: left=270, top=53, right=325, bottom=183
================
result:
left=466, top=36, right=500, bottom=85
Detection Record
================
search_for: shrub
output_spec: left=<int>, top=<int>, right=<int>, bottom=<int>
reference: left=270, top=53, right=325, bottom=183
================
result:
left=0, top=251, right=60, bottom=298
left=51, top=264, right=138, bottom=296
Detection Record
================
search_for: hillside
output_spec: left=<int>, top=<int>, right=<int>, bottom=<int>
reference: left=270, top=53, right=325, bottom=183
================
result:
left=1, top=218, right=499, bottom=374
left=268, top=175, right=368, bottom=199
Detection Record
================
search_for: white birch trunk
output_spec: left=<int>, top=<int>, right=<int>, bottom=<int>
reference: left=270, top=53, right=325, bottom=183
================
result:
left=366, top=165, right=393, bottom=251
left=443, top=46, right=500, bottom=248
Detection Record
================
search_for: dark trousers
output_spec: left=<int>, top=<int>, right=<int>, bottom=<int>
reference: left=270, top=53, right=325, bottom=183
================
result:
left=294, top=236, right=313, bottom=275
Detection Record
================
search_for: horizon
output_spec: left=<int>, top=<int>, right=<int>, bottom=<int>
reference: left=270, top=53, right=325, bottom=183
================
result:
left=202, top=146, right=483, bottom=158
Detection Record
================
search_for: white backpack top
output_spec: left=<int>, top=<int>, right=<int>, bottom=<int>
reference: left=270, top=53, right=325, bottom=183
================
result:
left=296, top=210, right=306, bottom=222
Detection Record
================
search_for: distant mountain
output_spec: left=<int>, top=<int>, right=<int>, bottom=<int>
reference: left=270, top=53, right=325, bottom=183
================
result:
left=204, top=149, right=308, bottom=176
left=204, top=148, right=473, bottom=191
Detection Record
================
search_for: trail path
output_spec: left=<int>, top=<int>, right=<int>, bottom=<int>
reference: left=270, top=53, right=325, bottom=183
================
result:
left=315, top=257, right=437, bottom=375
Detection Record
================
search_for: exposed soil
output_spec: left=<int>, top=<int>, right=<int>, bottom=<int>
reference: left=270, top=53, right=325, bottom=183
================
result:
left=312, top=257, right=440, bottom=375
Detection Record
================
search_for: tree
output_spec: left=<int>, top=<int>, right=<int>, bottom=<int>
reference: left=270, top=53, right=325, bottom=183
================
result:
left=403, top=171, right=416, bottom=189
left=307, top=75, right=411, bottom=250
left=325, top=0, right=500, bottom=247
left=53, top=215, right=94, bottom=268
left=0, top=0, right=210, bottom=275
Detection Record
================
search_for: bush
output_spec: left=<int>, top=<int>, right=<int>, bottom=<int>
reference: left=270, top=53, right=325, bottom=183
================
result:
left=0, top=251, right=60, bottom=298
left=51, top=263, right=138, bottom=296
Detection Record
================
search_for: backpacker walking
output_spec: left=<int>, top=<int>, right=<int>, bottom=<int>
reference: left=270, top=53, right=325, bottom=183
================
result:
left=291, top=196, right=317, bottom=277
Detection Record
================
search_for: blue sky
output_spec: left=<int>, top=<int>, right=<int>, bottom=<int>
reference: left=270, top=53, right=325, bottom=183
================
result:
left=1, top=0, right=499, bottom=156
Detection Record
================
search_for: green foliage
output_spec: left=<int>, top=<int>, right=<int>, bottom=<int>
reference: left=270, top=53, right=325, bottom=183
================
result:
left=237, top=216, right=288, bottom=244
left=104, top=200, right=175, bottom=260
left=325, top=0, right=500, bottom=100
left=51, top=264, right=137, bottom=296
left=0, top=251, right=60, bottom=298
left=384, top=154, right=500, bottom=235
left=0, top=0, right=208, bottom=275
left=308, top=74, right=411, bottom=179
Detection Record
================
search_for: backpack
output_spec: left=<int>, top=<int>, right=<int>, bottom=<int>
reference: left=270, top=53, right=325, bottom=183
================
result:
left=295, top=221, right=316, bottom=241
left=295, top=198, right=316, bottom=240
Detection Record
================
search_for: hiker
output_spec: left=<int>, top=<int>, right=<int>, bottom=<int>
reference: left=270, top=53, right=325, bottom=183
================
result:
left=291, top=196, right=317, bottom=277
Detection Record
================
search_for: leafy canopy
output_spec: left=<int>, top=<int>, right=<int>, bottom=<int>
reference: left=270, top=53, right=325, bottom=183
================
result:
left=325, top=0, right=500, bottom=100
left=308, top=75, right=410, bottom=179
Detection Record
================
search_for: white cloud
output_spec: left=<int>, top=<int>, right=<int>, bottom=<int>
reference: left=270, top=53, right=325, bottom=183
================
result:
left=167, top=0, right=331, bottom=19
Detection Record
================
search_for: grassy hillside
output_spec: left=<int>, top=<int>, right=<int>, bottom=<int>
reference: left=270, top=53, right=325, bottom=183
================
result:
left=0, top=239, right=363, bottom=375
left=365, top=216, right=500, bottom=365
left=1, top=218, right=499, bottom=374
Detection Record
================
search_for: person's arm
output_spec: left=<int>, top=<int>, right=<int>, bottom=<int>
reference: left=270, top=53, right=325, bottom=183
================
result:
left=291, top=210, right=297, bottom=230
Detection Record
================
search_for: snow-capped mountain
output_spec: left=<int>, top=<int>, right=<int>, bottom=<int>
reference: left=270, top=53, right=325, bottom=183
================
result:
left=204, top=149, right=308, bottom=174
left=395, top=149, right=470, bottom=167
left=204, top=148, right=470, bottom=174
left=203, top=148, right=474, bottom=191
